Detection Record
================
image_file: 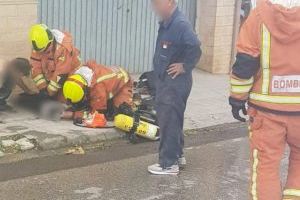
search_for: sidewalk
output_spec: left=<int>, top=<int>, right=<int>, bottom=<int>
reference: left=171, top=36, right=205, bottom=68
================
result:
left=0, top=69, right=234, bottom=155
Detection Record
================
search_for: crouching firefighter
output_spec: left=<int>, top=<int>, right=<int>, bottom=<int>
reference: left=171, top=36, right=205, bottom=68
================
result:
left=62, top=60, right=133, bottom=128
left=29, top=24, right=81, bottom=99
left=229, top=0, right=300, bottom=199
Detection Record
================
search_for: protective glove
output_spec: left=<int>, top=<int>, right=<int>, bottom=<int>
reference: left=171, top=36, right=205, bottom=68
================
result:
left=229, top=97, right=247, bottom=122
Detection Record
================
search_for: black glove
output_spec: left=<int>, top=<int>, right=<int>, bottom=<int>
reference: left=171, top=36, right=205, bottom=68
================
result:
left=229, top=97, right=247, bottom=122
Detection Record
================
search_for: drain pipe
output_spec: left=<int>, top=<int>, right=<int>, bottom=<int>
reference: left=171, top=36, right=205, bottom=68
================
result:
left=230, top=0, right=242, bottom=68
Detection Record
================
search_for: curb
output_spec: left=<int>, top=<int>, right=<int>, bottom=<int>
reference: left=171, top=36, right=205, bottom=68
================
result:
left=0, top=122, right=244, bottom=158
left=0, top=128, right=124, bottom=157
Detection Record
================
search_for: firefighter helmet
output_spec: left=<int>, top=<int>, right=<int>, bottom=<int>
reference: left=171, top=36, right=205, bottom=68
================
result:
left=63, top=74, right=88, bottom=104
left=29, top=24, right=54, bottom=52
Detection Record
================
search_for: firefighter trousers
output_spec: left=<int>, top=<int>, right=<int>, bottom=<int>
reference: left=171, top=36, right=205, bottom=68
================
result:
left=248, top=107, right=300, bottom=200
left=156, top=73, right=192, bottom=168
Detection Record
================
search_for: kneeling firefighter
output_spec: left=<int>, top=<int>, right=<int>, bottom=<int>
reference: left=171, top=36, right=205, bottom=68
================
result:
left=62, top=60, right=133, bottom=127
left=29, top=24, right=81, bottom=99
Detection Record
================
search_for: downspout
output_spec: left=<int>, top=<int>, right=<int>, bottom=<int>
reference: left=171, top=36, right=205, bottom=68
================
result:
left=230, top=0, right=242, bottom=68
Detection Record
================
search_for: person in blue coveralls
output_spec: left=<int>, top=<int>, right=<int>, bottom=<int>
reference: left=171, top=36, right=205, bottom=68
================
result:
left=148, top=0, right=202, bottom=175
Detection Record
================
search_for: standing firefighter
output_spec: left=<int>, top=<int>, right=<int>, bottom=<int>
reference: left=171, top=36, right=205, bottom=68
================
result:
left=229, top=0, right=300, bottom=199
left=62, top=60, right=133, bottom=127
left=29, top=24, right=81, bottom=98
left=148, top=0, right=201, bottom=175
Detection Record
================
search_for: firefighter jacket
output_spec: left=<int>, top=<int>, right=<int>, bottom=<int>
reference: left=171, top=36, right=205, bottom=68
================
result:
left=74, top=60, right=131, bottom=112
left=30, top=30, right=81, bottom=96
left=230, top=0, right=300, bottom=113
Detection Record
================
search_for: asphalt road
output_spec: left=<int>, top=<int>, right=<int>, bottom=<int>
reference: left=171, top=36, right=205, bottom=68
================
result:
left=0, top=122, right=261, bottom=200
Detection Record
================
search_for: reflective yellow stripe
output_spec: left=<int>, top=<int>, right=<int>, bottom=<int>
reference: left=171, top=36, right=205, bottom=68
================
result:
left=35, top=78, right=46, bottom=86
left=284, top=189, right=300, bottom=197
left=96, top=73, right=117, bottom=83
left=249, top=126, right=252, bottom=138
left=249, top=131, right=253, bottom=139
left=251, top=149, right=259, bottom=200
left=49, top=80, right=61, bottom=89
left=33, top=74, right=45, bottom=82
left=96, top=68, right=129, bottom=84
left=48, top=84, right=59, bottom=92
left=83, top=111, right=89, bottom=120
left=231, top=77, right=254, bottom=86
left=231, top=85, right=253, bottom=93
left=261, top=24, right=271, bottom=95
left=250, top=93, right=300, bottom=104
left=119, top=68, right=129, bottom=83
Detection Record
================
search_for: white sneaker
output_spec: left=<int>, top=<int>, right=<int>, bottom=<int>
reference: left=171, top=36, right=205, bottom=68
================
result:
left=148, top=164, right=179, bottom=175
left=178, top=156, right=187, bottom=167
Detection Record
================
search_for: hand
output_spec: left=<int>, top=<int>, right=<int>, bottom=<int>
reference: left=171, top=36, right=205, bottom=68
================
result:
left=167, top=63, right=185, bottom=79
left=61, top=111, right=74, bottom=120
left=229, top=97, right=247, bottom=122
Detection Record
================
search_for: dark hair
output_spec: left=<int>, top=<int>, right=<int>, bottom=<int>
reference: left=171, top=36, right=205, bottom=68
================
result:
left=9, top=58, right=31, bottom=76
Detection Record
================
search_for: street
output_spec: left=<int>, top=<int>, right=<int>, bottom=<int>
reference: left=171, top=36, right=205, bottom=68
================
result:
left=0, top=123, right=256, bottom=200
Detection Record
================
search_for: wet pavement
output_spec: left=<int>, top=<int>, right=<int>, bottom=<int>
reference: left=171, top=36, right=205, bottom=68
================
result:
left=0, top=122, right=289, bottom=200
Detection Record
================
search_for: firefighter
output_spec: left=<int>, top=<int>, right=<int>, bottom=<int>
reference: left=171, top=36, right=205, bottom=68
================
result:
left=62, top=60, right=133, bottom=124
left=29, top=24, right=81, bottom=98
left=229, top=0, right=300, bottom=199
left=0, top=58, right=34, bottom=111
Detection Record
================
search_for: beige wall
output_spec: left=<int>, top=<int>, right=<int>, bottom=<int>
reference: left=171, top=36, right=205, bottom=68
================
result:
left=0, top=0, right=37, bottom=61
left=0, top=0, right=238, bottom=74
left=196, top=0, right=237, bottom=74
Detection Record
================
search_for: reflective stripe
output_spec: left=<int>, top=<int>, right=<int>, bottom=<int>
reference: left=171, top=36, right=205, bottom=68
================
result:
left=251, top=0, right=257, bottom=8
left=249, top=126, right=253, bottom=138
left=250, top=93, right=300, bottom=104
left=35, top=79, right=46, bottom=87
left=231, top=85, right=253, bottom=93
left=284, top=189, right=300, bottom=197
left=251, top=149, right=259, bottom=200
left=96, top=68, right=129, bottom=84
left=33, top=74, right=45, bottom=83
left=119, top=68, right=129, bottom=83
left=230, top=77, right=254, bottom=86
left=96, top=73, right=117, bottom=83
left=48, top=84, right=59, bottom=92
left=249, top=131, right=253, bottom=139
left=49, top=80, right=61, bottom=89
left=83, top=111, right=89, bottom=120
left=261, top=24, right=271, bottom=95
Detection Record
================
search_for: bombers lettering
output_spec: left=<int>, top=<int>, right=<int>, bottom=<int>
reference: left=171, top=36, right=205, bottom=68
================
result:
left=273, top=80, right=300, bottom=89
left=272, top=76, right=300, bottom=93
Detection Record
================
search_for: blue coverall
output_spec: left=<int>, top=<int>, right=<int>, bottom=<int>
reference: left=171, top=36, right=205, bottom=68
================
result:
left=153, top=8, right=202, bottom=168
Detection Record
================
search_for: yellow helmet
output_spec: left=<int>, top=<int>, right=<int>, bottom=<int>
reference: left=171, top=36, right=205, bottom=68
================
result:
left=63, top=75, right=88, bottom=104
left=29, top=24, right=54, bottom=52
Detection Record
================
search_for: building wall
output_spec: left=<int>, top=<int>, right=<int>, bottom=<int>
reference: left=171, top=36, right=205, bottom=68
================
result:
left=38, top=0, right=197, bottom=73
left=196, top=0, right=237, bottom=74
left=0, top=0, right=37, bottom=61
left=0, top=0, right=238, bottom=74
